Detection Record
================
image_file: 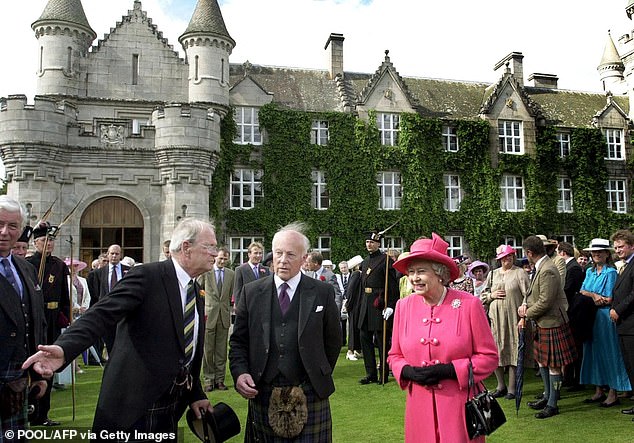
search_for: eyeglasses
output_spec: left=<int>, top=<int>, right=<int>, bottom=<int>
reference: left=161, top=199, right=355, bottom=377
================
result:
left=198, top=243, right=218, bottom=254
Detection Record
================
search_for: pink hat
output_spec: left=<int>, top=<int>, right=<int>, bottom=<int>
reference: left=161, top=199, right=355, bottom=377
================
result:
left=393, top=233, right=459, bottom=281
left=64, top=257, right=87, bottom=272
left=495, top=245, right=516, bottom=260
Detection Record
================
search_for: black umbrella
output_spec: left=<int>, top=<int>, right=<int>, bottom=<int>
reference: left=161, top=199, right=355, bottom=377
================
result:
left=515, top=321, right=526, bottom=415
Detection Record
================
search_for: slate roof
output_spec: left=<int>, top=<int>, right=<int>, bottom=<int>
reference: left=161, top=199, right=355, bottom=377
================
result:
left=32, top=0, right=95, bottom=36
left=180, top=0, right=235, bottom=46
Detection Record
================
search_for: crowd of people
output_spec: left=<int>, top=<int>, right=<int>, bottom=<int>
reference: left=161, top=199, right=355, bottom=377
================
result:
left=4, top=191, right=634, bottom=442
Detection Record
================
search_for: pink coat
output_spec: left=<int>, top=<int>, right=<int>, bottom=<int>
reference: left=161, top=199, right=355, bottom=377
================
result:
left=388, top=289, right=498, bottom=443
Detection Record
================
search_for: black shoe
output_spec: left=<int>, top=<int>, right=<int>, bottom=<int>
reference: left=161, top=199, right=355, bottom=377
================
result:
left=621, top=407, right=634, bottom=415
left=34, top=419, right=61, bottom=427
left=504, top=393, right=516, bottom=400
left=528, top=398, right=548, bottom=410
left=600, top=399, right=620, bottom=408
left=214, top=382, right=228, bottom=391
left=359, top=375, right=378, bottom=385
left=491, top=387, right=507, bottom=398
left=583, top=394, right=607, bottom=404
left=535, top=406, right=559, bottom=419
left=534, top=393, right=545, bottom=400
left=566, top=384, right=585, bottom=392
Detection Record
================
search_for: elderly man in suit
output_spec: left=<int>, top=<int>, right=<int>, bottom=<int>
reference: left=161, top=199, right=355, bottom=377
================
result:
left=198, top=246, right=234, bottom=392
left=519, top=235, right=576, bottom=419
left=610, top=230, right=634, bottom=417
left=23, top=218, right=217, bottom=437
left=233, top=241, right=269, bottom=308
left=230, top=222, right=341, bottom=441
left=0, top=196, right=47, bottom=437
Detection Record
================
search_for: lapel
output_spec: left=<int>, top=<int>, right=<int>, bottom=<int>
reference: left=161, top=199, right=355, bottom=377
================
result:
left=527, top=259, right=545, bottom=296
left=0, top=276, right=19, bottom=326
left=221, top=268, right=234, bottom=300
left=615, top=259, right=634, bottom=292
left=297, top=274, right=317, bottom=339
left=160, top=260, right=186, bottom=349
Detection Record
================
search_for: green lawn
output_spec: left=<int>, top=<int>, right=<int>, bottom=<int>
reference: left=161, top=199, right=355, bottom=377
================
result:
left=40, top=350, right=634, bottom=442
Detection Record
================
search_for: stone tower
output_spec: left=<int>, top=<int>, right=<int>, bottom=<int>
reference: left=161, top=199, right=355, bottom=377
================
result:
left=598, top=31, right=626, bottom=95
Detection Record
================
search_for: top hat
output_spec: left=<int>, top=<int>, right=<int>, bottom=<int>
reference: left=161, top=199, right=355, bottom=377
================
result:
left=365, top=230, right=382, bottom=242
left=495, top=245, right=516, bottom=260
left=186, top=403, right=240, bottom=443
left=583, top=238, right=614, bottom=252
left=392, top=233, right=459, bottom=281
left=16, top=226, right=33, bottom=244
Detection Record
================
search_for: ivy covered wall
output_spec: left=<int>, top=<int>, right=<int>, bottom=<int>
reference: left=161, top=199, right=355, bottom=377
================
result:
left=209, top=104, right=634, bottom=262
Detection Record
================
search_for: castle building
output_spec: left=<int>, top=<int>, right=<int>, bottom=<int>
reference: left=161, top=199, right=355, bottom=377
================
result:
left=1, top=0, right=634, bottom=264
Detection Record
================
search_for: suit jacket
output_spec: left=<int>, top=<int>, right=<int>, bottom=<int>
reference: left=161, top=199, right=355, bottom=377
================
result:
left=613, top=256, right=634, bottom=335
left=315, top=268, right=343, bottom=313
left=524, top=256, right=569, bottom=328
left=55, top=259, right=206, bottom=431
left=199, top=266, right=235, bottom=329
left=87, top=263, right=131, bottom=307
left=0, top=255, right=45, bottom=381
left=229, top=274, right=341, bottom=399
left=233, top=262, right=270, bottom=307
left=563, top=259, right=584, bottom=305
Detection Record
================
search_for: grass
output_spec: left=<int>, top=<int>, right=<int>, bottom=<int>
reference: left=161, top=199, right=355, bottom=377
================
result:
left=41, top=350, right=634, bottom=442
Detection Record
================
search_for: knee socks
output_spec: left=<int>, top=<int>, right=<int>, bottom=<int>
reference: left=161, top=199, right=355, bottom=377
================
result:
left=548, top=373, right=562, bottom=408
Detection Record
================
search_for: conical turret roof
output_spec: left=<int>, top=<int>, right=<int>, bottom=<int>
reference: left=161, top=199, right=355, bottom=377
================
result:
left=32, top=0, right=95, bottom=37
left=179, top=0, right=235, bottom=46
left=599, top=31, right=623, bottom=68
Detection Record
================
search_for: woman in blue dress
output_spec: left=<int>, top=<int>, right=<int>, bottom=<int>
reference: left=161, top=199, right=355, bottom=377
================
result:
left=579, top=238, right=632, bottom=407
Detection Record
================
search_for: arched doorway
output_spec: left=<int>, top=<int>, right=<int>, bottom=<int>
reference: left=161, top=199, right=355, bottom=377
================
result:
left=80, top=197, right=144, bottom=268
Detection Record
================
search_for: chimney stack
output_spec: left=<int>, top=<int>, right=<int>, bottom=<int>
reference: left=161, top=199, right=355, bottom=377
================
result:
left=494, top=52, right=524, bottom=87
left=325, top=33, right=344, bottom=80
left=528, top=73, right=558, bottom=89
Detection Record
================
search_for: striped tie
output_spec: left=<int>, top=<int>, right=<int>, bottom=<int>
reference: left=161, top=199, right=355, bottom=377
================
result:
left=184, top=280, right=197, bottom=360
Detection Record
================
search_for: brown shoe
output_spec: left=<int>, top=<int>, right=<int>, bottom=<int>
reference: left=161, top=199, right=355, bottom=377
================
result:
left=214, top=382, right=228, bottom=391
left=204, top=385, right=214, bottom=392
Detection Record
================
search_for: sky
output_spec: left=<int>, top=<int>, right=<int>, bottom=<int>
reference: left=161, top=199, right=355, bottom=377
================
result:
left=0, top=0, right=633, bottom=175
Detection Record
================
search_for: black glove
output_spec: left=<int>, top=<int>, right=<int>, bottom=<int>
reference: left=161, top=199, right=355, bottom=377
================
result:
left=401, top=363, right=456, bottom=386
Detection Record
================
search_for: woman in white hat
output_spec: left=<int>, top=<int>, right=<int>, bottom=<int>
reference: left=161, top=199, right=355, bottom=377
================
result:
left=579, top=238, right=631, bottom=406
left=64, top=258, right=91, bottom=317
left=481, top=245, right=530, bottom=399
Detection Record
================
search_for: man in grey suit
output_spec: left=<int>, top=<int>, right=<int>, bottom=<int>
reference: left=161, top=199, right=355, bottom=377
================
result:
left=198, top=246, right=234, bottom=392
left=307, top=251, right=343, bottom=314
left=233, top=241, right=269, bottom=308
left=610, top=230, right=634, bottom=416
left=230, top=222, right=341, bottom=441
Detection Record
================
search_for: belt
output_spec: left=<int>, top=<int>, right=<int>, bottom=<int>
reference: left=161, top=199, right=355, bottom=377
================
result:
left=46, top=302, right=59, bottom=309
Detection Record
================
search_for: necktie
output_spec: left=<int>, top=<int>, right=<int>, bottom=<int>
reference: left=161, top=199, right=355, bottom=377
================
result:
left=110, top=265, right=118, bottom=290
left=279, top=282, right=290, bottom=315
left=216, top=269, right=223, bottom=293
left=1, top=258, right=19, bottom=296
left=253, top=265, right=259, bottom=279
left=184, top=280, right=197, bottom=360
left=620, top=262, right=628, bottom=275
left=343, top=274, right=348, bottom=290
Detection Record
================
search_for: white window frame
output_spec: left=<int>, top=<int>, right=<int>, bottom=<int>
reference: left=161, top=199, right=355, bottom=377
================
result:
left=498, top=120, right=523, bottom=154
left=377, top=171, right=401, bottom=210
left=234, top=107, right=262, bottom=145
left=606, top=179, right=627, bottom=213
left=230, top=168, right=263, bottom=209
left=557, top=177, right=573, bottom=213
left=557, top=132, right=570, bottom=158
left=381, top=236, right=404, bottom=255
left=443, top=174, right=463, bottom=212
left=314, top=236, right=331, bottom=260
left=500, top=174, right=526, bottom=212
left=312, top=170, right=330, bottom=210
left=377, top=113, right=400, bottom=146
left=503, top=236, right=524, bottom=259
left=229, top=236, right=265, bottom=265
left=560, top=235, right=575, bottom=246
left=311, top=120, right=329, bottom=146
left=442, top=125, right=459, bottom=152
left=445, top=235, right=464, bottom=258
left=605, top=129, right=625, bottom=160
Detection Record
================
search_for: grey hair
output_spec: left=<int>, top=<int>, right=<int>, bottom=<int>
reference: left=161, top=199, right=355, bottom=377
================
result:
left=169, top=218, right=215, bottom=253
left=0, top=196, right=26, bottom=226
left=273, top=221, right=311, bottom=254
left=429, top=261, right=452, bottom=285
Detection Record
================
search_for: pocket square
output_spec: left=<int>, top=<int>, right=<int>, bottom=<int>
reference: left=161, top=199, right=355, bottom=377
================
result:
left=315, top=305, right=324, bottom=312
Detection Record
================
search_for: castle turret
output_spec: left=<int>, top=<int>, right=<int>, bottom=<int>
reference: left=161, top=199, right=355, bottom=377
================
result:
left=31, top=0, right=96, bottom=96
left=178, top=0, right=235, bottom=107
left=598, top=31, right=626, bottom=94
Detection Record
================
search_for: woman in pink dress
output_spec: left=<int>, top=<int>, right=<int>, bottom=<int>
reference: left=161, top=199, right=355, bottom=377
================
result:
left=388, top=233, right=498, bottom=443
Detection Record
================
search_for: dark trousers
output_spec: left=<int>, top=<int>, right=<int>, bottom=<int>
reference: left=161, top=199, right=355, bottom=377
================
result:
left=340, top=319, right=347, bottom=346
left=619, top=335, right=634, bottom=389
left=359, top=328, right=388, bottom=382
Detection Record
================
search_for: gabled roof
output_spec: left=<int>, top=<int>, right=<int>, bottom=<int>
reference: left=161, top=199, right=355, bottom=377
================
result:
left=480, top=72, right=545, bottom=121
left=592, top=94, right=630, bottom=124
left=179, top=0, right=235, bottom=47
left=357, top=50, right=419, bottom=109
left=32, top=0, right=96, bottom=38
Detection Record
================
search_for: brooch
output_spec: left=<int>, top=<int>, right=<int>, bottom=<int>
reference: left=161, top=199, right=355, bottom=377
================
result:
left=451, top=299, right=461, bottom=309
left=199, top=289, right=206, bottom=298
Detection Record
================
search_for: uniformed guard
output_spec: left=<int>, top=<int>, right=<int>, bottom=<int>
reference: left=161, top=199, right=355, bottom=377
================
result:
left=357, top=230, right=399, bottom=384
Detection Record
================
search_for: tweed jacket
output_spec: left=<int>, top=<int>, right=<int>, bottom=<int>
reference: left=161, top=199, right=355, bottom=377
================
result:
left=198, top=266, right=235, bottom=329
left=524, top=256, right=569, bottom=328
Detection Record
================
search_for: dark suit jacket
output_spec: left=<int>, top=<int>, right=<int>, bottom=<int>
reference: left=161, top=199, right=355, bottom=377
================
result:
left=0, top=255, right=45, bottom=380
left=613, top=256, right=634, bottom=335
left=564, top=259, right=584, bottom=305
left=87, top=263, right=131, bottom=306
left=55, top=259, right=206, bottom=430
left=233, top=262, right=270, bottom=307
left=229, top=274, right=341, bottom=399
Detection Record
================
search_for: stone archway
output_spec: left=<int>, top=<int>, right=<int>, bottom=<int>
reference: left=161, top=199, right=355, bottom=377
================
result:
left=80, top=197, right=144, bottom=267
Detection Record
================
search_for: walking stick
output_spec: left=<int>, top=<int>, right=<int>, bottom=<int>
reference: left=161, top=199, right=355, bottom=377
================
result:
left=381, top=243, right=391, bottom=386
left=66, top=235, right=76, bottom=421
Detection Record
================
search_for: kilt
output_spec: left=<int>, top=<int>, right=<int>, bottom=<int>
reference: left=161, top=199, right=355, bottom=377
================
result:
left=0, top=386, right=27, bottom=443
left=246, top=383, right=332, bottom=442
left=533, top=322, right=577, bottom=368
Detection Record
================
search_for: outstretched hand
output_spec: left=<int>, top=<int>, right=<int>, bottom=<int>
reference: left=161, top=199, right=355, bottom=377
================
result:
left=21, top=345, right=65, bottom=378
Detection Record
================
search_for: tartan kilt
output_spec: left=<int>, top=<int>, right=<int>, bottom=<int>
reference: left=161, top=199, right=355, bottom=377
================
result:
left=533, top=322, right=577, bottom=368
left=246, top=383, right=332, bottom=442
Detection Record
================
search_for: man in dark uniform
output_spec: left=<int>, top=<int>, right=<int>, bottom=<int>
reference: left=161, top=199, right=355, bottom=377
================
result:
left=27, top=223, right=70, bottom=427
left=357, top=230, right=399, bottom=384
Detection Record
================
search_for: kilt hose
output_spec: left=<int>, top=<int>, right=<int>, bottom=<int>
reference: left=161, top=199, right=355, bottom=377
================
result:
left=534, top=322, right=577, bottom=368
left=246, top=383, right=332, bottom=442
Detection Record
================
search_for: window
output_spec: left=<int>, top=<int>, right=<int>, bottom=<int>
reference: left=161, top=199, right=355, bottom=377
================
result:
left=605, top=129, right=624, bottom=160
left=443, top=174, right=462, bottom=212
left=557, top=177, right=573, bottom=213
left=442, top=125, right=459, bottom=152
left=230, top=168, right=263, bottom=209
left=377, top=113, right=399, bottom=146
left=445, top=236, right=464, bottom=258
left=311, top=120, right=329, bottom=145
left=606, top=179, right=627, bottom=213
left=381, top=236, right=404, bottom=255
left=377, top=171, right=401, bottom=210
left=503, top=236, right=524, bottom=258
left=229, top=236, right=264, bottom=265
left=67, top=47, right=72, bottom=72
left=557, top=132, right=570, bottom=158
left=314, top=236, right=331, bottom=260
left=132, top=54, right=139, bottom=85
left=234, top=107, right=262, bottom=145
left=500, top=175, right=525, bottom=212
left=560, top=235, right=575, bottom=246
left=498, top=120, right=523, bottom=154
left=312, top=170, right=330, bottom=210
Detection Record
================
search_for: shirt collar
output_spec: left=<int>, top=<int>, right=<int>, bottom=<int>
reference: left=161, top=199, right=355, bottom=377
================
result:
left=172, top=258, right=193, bottom=290
left=535, top=255, right=548, bottom=271
left=274, top=272, right=301, bottom=292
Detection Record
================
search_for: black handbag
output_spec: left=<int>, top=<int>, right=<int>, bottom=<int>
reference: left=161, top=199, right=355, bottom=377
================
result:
left=465, top=363, right=506, bottom=439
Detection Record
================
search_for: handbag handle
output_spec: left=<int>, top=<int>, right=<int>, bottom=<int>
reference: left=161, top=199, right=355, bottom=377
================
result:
left=468, top=361, right=487, bottom=398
